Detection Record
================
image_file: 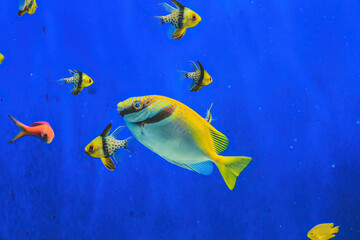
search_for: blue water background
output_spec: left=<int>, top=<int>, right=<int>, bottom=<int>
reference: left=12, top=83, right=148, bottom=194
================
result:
left=0, top=0, right=360, bottom=239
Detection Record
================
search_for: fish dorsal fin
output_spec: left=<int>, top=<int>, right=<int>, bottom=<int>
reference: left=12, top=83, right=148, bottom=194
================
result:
left=110, top=126, right=126, bottom=139
left=101, top=123, right=112, bottom=137
left=208, top=127, right=229, bottom=154
left=29, top=122, right=47, bottom=127
left=157, top=3, right=175, bottom=13
left=101, top=157, right=115, bottom=170
left=172, top=0, right=184, bottom=8
left=188, top=61, right=199, bottom=71
left=205, top=103, right=213, bottom=123
left=68, top=69, right=77, bottom=76
left=19, top=0, right=26, bottom=10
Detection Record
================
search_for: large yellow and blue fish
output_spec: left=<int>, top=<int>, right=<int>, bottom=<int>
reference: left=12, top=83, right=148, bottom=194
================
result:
left=59, top=69, right=93, bottom=95
left=117, top=95, right=252, bottom=190
left=156, top=0, right=201, bottom=40
left=308, top=223, right=339, bottom=240
left=18, top=0, right=37, bottom=16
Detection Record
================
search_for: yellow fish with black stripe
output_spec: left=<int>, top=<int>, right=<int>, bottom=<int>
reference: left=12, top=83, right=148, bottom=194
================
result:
left=156, top=0, right=201, bottom=40
left=308, top=223, right=339, bottom=240
left=117, top=95, right=252, bottom=190
left=18, top=0, right=37, bottom=16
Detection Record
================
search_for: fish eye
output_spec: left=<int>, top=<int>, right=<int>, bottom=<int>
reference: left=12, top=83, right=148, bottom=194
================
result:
left=89, top=145, right=94, bottom=152
left=44, top=133, right=48, bottom=138
left=192, top=14, right=196, bottom=20
left=133, top=101, right=143, bottom=110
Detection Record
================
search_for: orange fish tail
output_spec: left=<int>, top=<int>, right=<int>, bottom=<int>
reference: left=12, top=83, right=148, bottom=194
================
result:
left=8, top=115, right=28, bottom=143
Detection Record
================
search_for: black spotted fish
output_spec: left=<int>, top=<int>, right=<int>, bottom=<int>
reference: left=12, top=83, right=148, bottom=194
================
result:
left=117, top=95, right=252, bottom=190
left=156, top=0, right=201, bottom=40
left=84, top=123, right=132, bottom=171
left=182, top=61, right=212, bottom=92
left=18, top=0, right=37, bottom=16
left=59, top=69, right=93, bottom=95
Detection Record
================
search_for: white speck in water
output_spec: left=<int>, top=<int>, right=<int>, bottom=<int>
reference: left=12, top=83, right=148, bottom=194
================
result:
left=197, top=220, right=200, bottom=224
left=332, top=164, right=335, bottom=168
left=81, top=114, right=85, bottom=118
left=290, top=145, right=294, bottom=150
left=357, top=120, right=360, bottom=125
left=300, top=8, right=303, bottom=11
left=279, top=225, right=282, bottom=228
left=294, top=138, right=298, bottom=142
left=251, top=1, right=254, bottom=4
left=30, top=73, right=33, bottom=76
left=84, top=102, right=87, bottom=106
left=258, top=107, right=262, bottom=111
left=228, top=85, right=231, bottom=88
left=129, top=155, right=132, bottom=158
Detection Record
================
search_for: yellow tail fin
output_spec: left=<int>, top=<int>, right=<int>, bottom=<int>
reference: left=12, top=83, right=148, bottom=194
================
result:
left=216, top=156, right=252, bottom=190
left=332, top=226, right=339, bottom=234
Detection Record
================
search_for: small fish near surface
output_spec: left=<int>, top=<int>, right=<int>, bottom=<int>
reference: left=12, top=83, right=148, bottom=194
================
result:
left=84, top=123, right=133, bottom=171
left=18, top=0, right=37, bottom=16
left=156, top=0, right=201, bottom=40
left=182, top=61, right=212, bottom=92
left=0, top=53, right=4, bottom=64
left=8, top=115, right=54, bottom=144
left=117, top=95, right=252, bottom=190
left=308, top=223, right=339, bottom=240
left=59, top=69, right=93, bottom=95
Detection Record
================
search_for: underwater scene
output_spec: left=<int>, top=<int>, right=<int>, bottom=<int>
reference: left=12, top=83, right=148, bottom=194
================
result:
left=1, top=0, right=359, bottom=239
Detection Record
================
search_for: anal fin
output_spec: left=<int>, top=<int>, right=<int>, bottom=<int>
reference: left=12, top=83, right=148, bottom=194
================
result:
left=172, top=28, right=187, bottom=40
left=101, top=157, right=115, bottom=171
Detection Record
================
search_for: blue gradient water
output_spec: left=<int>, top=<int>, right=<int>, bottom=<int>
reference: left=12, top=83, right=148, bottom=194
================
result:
left=1, top=0, right=360, bottom=239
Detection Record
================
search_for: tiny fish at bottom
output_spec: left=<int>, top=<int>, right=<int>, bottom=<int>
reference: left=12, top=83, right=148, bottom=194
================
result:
left=8, top=115, right=54, bottom=144
left=117, top=95, right=252, bottom=190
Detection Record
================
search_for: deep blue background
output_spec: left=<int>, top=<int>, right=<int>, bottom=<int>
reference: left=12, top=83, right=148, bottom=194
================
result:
left=1, top=0, right=360, bottom=239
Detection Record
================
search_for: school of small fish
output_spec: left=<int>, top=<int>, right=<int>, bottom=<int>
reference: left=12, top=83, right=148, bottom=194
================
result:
left=3, top=0, right=342, bottom=238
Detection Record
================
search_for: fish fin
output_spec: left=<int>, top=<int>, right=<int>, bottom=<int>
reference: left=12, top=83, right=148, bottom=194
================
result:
left=101, top=123, right=112, bottom=137
left=68, top=69, right=78, bottom=76
left=172, top=28, right=187, bottom=40
left=157, top=3, right=175, bottom=13
left=17, top=10, right=26, bottom=16
left=184, top=161, right=214, bottom=175
left=101, top=157, right=115, bottom=171
left=110, top=126, right=126, bottom=139
left=332, top=226, right=339, bottom=234
left=190, top=83, right=203, bottom=92
left=154, top=16, right=165, bottom=25
left=19, top=0, right=26, bottom=10
left=72, top=86, right=83, bottom=95
left=57, top=78, right=68, bottom=87
left=208, top=127, right=229, bottom=154
left=166, top=24, right=177, bottom=39
left=205, top=103, right=213, bottom=123
left=188, top=61, right=199, bottom=71
left=216, top=156, right=252, bottom=190
left=8, top=115, right=27, bottom=143
left=29, top=122, right=46, bottom=127
left=177, top=70, right=188, bottom=81
left=172, top=0, right=184, bottom=8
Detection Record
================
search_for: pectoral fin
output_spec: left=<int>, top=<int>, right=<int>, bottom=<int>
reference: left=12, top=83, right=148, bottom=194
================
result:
left=72, top=86, right=83, bottom=95
left=101, top=157, right=115, bottom=170
left=172, top=28, right=187, bottom=40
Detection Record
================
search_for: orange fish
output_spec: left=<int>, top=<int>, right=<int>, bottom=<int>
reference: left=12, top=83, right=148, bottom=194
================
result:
left=8, top=115, right=55, bottom=144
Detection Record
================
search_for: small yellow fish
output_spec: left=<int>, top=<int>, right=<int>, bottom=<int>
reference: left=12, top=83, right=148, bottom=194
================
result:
left=183, top=61, right=212, bottom=92
left=117, top=95, right=252, bottom=190
left=308, top=223, right=339, bottom=240
left=59, top=69, right=93, bottom=95
left=157, top=0, right=201, bottom=40
left=0, top=53, right=4, bottom=64
left=84, top=123, right=132, bottom=170
left=18, top=0, right=37, bottom=16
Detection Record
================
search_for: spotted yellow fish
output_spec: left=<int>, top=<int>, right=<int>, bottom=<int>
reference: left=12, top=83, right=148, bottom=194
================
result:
left=59, top=69, right=93, bottom=95
left=183, top=61, right=212, bottom=92
left=308, top=223, right=339, bottom=240
left=0, top=53, right=4, bottom=64
left=156, top=0, right=201, bottom=40
left=84, top=123, right=132, bottom=170
left=117, top=95, right=252, bottom=190
left=18, top=0, right=37, bottom=16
